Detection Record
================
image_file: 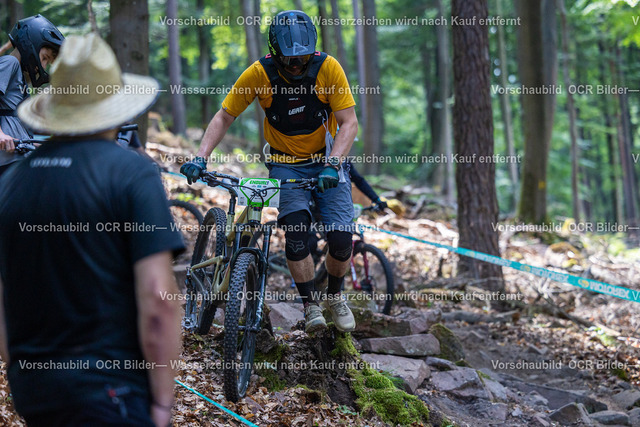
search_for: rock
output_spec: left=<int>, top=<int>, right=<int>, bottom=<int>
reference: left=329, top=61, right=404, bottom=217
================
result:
left=482, top=377, right=508, bottom=403
left=430, top=367, right=491, bottom=400
left=613, top=390, right=640, bottom=410
left=361, top=353, right=430, bottom=394
left=549, top=403, right=594, bottom=426
left=442, top=310, right=491, bottom=324
left=359, top=334, right=440, bottom=357
left=511, top=407, right=524, bottom=417
left=501, top=377, right=607, bottom=412
left=268, top=302, right=303, bottom=334
left=429, top=323, right=465, bottom=362
left=523, top=391, right=549, bottom=408
left=531, top=413, right=552, bottom=427
left=426, top=357, right=458, bottom=371
left=629, top=408, right=640, bottom=427
left=351, top=307, right=441, bottom=338
left=470, top=401, right=508, bottom=422
left=589, top=410, right=630, bottom=425
left=255, top=328, right=277, bottom=353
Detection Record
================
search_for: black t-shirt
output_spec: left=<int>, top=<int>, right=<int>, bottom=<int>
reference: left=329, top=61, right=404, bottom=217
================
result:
left=0, top=139, right=185, bottom=414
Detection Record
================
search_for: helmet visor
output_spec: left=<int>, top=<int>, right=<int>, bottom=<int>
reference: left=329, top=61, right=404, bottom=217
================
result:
left=279, top=54, right=312, bottom=67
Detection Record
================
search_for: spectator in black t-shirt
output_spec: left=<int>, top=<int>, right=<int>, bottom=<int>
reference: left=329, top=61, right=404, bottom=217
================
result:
left=0, top=34, right=183, bottom=427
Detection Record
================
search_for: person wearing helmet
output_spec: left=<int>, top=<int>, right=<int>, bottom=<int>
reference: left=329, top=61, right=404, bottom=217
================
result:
left=0, top=15, right=64, bottom=175
left=181, top=10, right=359, bottom=334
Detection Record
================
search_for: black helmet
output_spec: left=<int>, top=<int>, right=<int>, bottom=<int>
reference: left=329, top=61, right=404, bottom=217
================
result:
left=268, top=10, right=317, bottom=81
left=8, top=15, right=65, bottom=87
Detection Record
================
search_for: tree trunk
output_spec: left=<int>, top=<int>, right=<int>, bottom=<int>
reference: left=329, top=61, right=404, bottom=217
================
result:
left=361, top=0, right=382, bottom=175
left=432, top=0, right=453, bottom=203
left=419, top=40, right=433, bottom=160
left=294, top=0, right=303, bottom=10
left=451, top=0, right=504, bottom=293
left=496, top=0, right=518, bottom=210
left=242, top=0, right=265, bottom=152
left=558, top=0, right=580, bottom=222
left=317, top=0, right=333, bottom=54
left=598, top=41, right=620, bottom=223
left=611, top=44, right=637, bottom=223
left=516, top=0, right=557, bottom=224
left=329, top=0, right=349, bottom=74
left=197, top=0, right=211, bottom=129
left=166, top=0, right=187, bottom=135
left=109, top=0, right=150, bottom=145
left=352, top=0, right=367, bottom=127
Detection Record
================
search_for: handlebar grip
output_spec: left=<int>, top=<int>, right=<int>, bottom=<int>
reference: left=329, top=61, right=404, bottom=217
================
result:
left=119, top=124, right=139, bottom=132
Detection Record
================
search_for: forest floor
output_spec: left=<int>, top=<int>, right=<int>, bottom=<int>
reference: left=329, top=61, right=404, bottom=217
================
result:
left=0, top=132, right=639, bottom=426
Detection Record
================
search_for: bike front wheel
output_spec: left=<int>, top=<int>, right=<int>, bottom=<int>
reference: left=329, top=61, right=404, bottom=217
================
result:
left=184, top=207, right=226, bottom=335
left=223, top=252, right=260, bottom=402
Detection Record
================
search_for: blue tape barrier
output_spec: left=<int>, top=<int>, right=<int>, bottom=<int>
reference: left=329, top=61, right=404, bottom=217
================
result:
left=362, top=225, right=640, bottom=304
left=174, top=379, right=259, bottom=427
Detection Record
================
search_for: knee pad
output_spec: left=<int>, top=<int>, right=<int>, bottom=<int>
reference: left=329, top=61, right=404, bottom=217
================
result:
left=280, top=210, right=311, bottom=262
left=327, top=231, right=353, bottom=262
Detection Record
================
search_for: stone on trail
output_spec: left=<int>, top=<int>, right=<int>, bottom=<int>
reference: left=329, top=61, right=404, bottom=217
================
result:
left=359, top=334, right=440, bottom=357
left=351, top=307, right=441, bottom=338
left=549, top=403, right=594, bottom=426
left=430, top=367, right=491, bottom=401
left=361, top=353, right=430, bottom=394
left=268, top=302, right=303, bottom=334
left=589, top=410, right=631, bottom=426
left=613, top=390, right=640, bottom=410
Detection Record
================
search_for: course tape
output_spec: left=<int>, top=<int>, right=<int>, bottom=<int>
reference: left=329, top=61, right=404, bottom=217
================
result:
left=362, top=225, right=640, bottom=304
left=174, top=379, right=259, bottom=427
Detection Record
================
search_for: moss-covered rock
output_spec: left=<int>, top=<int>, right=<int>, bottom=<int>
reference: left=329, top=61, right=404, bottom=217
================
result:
left=429, top=323, right=465, bottom=363
left=333, top=332, right=430, bottom=425
left=254, top=343, right=288, bottom=391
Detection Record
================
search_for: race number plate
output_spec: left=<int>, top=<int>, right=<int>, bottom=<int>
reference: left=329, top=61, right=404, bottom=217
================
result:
left=237, top=178, right=280, bottom=208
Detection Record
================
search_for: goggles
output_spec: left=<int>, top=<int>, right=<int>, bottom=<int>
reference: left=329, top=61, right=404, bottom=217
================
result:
left=279, top=54, right=312, bottom=67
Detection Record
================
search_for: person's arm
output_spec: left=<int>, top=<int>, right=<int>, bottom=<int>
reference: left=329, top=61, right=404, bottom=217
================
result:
left=349, top=163, right=381, bottom=202
left=196, top=108, right=236, bottom=158
left=328, top=106, right=358, bottom=160
left=0, top=125, right=15, bottom=152
left=0, top=276, right=9, bottom=364
left=134, top=251, right=181, bottom=427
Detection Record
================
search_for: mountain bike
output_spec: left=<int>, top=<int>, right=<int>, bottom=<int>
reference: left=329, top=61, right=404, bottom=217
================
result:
left=250, top=203, right=395, bottom=314
left=182, top=170, right=316, bottom=402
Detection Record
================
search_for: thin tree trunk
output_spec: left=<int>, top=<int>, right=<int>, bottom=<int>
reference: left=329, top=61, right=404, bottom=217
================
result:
left=496, top=0, right=518, bottom=210
left=109, top=0, right=150, bottom=145
left=197, top=0, right=211, bottom=129
left=558, top=0, right=580, bottom=222
left=294, top=0, right=303, bottom=11
left=330, top=0, right=349, bottom=74
left=598, top=41, right=620, bottom=223
left=167, top=0, right=187, bottom=135
left=362, top=0, right=383, bottom=175
left=419, top=40, right=433, bottom=159
left=451, top=0, right=504, bottom=293
left=516, top=0, right=557, bottom=224
left=242, top=0, right=265, bottom=152
left=611, top=44, right=637, bottom=223
left=353, top=0, right=367, bottom=127
left=317, top=0, right=333, bottom=54
left=433, top=0, right=453, bottom=203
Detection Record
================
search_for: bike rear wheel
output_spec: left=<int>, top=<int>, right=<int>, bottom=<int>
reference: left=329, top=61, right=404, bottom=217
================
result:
left=351, top=242, right=395, bottom=315
left=169, top=199, right=204, bottom=264
left=315, top=242, right=395, bottom=314
left=184, top=207, right=226, bottom=335
left=223, top=252, right=259, bottom=402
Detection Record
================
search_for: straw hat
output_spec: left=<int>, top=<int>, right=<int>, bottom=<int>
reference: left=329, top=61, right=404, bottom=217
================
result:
left=18, top=33, right=159, bottom=136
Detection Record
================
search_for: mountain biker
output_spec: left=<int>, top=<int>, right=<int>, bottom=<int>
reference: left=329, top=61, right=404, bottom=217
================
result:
left=0, top=34, right=183, bottom=427
left=0, top=15, right=64, bottom=176
left=181, top=10, right=359, bottom=333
